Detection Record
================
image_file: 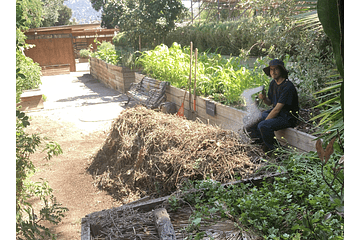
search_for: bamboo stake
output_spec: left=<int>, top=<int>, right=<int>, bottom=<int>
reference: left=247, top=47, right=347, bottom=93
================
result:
left=188, top=42, right=193, bottom=119
left=193, top=48, right=198, bottom=113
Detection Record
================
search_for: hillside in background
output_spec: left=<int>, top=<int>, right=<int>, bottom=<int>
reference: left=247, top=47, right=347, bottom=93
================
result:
left=64, top=0, right=191, bottom=25
left=64, top=0, right=102, bottom=24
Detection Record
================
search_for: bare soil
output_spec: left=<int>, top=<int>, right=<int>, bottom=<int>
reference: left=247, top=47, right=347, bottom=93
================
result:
left=26, top=114, right=122, bottom=239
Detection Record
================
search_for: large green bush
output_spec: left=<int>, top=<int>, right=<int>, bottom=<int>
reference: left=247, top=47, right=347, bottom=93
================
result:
left=165, top=17, right=281, bottom=56
left=16, top=53, right=41, bottom=90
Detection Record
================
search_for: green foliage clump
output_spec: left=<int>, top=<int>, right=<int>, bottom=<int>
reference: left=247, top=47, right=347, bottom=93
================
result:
left=79, top=49, right=91, bottom=58
left=165, top=17, right=281, bottom=56
left=16, top=52, right=41, bottom=91
left=136, top=42, right=270, bottom=105
left=16, top=111, right=67, bottom=240
left=113, top=31, right=133, bottom=50
left=179, top=141, right=344, bottom=239
left=91, top=41, right=121, bottom=66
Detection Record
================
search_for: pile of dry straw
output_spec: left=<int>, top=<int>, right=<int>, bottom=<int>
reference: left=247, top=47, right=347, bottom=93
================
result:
left=87, top=106, right=263, bottom=203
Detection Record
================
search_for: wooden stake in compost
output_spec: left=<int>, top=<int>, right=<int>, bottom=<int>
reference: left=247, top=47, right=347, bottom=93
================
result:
left=193, top=48, right=198, bottom=115
left=188, top=42, right=193, bottom=120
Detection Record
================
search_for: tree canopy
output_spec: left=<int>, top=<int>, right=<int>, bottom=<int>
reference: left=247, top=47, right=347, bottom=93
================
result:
left=90, top=0, right=186, bottom=43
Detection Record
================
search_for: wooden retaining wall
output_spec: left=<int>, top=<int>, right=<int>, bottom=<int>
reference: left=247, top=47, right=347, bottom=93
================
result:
left=135, top=72, right=247, bottom=134
left=135, top=72, right=317, bottom=152
left=90, top=57, right=140, bottom=93
left=92, top=60, right=317, bottom=152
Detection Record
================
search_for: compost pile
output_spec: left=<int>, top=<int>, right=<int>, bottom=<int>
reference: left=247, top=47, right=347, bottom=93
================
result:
left=88, top=106, right=263, bottom=203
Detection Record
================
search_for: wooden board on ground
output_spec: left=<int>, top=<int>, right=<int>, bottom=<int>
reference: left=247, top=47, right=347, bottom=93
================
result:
left=153, top=208, right=176, bottom=240
left=81, top=172, right=286, bottom=240
left=41, top=64, right=71, bottom=76
left=17, top=89, right=44, bottom=111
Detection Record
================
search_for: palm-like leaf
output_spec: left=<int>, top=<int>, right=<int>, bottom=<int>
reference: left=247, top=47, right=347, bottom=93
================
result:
left=292, top=1, right=322, bottom=30
left=311, top=77, right=343, bottom=140
left=293, top=0, right=344, bottom=142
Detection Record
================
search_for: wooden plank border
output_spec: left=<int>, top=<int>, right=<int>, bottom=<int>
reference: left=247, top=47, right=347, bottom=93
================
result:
left=137, top=72, right=317, bottom=152
left=89, top=62, right=317, bottom=153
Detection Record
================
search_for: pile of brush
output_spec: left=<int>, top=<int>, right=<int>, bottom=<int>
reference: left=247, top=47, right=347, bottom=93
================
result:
left=87, top=106, right=263, bottom=203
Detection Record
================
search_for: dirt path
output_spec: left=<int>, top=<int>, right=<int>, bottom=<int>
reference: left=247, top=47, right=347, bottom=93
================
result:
left=25, top=67, right=133, bottom=239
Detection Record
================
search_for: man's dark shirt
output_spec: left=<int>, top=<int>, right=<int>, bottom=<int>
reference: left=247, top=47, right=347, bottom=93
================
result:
left=267, top=79, right=299, bottom=125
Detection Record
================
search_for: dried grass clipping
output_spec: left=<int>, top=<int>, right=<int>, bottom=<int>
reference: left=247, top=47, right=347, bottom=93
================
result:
left=88, top=106, right=261, bottom=203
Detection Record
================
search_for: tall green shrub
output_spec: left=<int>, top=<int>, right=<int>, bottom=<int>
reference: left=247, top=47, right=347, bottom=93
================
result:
left=16, top=52, right=41, bottom=91
left=16, top=1, right=68, bottom=239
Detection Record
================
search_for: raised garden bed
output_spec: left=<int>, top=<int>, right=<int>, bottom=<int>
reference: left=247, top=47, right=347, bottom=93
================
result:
left=90, top=58, right=318, bottom=152
left=135, top=72, right=317, bottom=152
left=90, top=57, right=141, bottom=93
left=16, top=89, right=44, bottom=111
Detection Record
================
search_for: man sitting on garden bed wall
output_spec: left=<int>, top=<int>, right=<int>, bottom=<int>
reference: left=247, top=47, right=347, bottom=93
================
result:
left=248, top=59, right=299, bottom=152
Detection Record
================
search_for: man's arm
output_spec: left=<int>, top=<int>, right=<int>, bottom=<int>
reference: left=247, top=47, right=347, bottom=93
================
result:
left=265, top=103, right=284, bottom=120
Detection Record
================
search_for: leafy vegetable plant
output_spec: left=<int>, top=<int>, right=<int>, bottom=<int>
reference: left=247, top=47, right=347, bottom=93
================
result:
left=136, top=42, right=270, bottom=105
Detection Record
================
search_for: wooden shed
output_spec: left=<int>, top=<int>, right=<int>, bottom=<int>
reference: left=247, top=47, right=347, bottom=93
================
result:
left=24, top=24, right=117, bottom=76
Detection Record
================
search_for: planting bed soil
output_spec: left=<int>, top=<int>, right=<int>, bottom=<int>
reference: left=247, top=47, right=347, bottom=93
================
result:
left=294, top=108, right=322, bottom=136
left=87, top=106, right=265, bottom=204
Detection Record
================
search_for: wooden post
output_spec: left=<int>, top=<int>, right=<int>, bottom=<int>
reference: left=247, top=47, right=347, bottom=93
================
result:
left=188, top=42, right=193, bottom=119
left=153, top=208, right=176, bottom=240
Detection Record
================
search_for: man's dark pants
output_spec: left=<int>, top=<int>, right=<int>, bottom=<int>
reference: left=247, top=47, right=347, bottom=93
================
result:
left=248, top=109, right=294, bottom=150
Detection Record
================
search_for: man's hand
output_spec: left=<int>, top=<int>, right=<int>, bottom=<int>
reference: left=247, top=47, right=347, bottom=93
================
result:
left=259, top=92, right=272, bottom=106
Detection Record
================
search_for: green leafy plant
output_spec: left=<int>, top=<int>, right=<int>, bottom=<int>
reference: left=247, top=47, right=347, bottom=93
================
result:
left=179, top=139, right=344, bottom=239
left=79, top=49, right=91, bottom=58
left=168, top=195, right=181, bottom=211
left=91, top=40, right=121, bottom=66
left=136, top=42, right=270, bottom=105
left=16, top=1, right=68, bottom=239
left=16, top=111, right=68, bottom=240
